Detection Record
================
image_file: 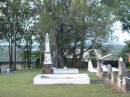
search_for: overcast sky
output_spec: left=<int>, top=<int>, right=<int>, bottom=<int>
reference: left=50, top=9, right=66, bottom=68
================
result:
left=0, top=21, right=129, bottom=46
left=113, top=21, right=130, bottom=45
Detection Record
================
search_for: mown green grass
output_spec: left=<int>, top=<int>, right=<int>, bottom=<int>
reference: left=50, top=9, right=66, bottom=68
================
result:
left=0, top=69, right=130, bottom=97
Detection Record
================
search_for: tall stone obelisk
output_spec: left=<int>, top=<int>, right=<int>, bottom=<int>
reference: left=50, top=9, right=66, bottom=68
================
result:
left=43, top=33, right=53, bottom=74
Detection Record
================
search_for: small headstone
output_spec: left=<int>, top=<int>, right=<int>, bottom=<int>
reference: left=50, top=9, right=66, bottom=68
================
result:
left=102, top=65, right=107, bottom=72
left=64, top=66, right=67, bottom=69
left=107, top=64, right=112, bottom=79
left=88, top=60, right=93, bottom=70
left=1, top=68, right=6, bottom=73
left=88, top=60, right=97, bottom=72
left=6, top=69, right=10, bottom=73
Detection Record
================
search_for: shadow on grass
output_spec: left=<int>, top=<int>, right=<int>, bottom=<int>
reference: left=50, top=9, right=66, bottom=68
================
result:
left=87, top=72, right=104, bottom=84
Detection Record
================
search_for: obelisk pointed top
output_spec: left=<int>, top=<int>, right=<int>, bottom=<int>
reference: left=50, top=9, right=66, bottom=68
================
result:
left=44, top=33, right=52, bottom=64
left=45, top=33, right=50, bottom=52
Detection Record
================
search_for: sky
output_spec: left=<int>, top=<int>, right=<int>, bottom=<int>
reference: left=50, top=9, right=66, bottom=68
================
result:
left=0, top=21, right=129, bottom=46
left=113, top=21, right=130, bottom=45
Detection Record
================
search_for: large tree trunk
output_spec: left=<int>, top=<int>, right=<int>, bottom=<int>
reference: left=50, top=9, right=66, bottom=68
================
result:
left=53, top=31, right=58, bottom=67
left=78, top=32, right=85, bottom=68
left=72, top=39, right=78, bottom=67
left=58, top=48, right=64, bottom=68
left=59, top=29, right=64, bottom=67
left=78, top=40, right=84, bottom=68
left=53, top=29, right=64, bottom=68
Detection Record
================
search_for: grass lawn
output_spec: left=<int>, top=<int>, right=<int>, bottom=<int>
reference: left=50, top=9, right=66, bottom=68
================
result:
left=0, top=69, right=130, bottom=97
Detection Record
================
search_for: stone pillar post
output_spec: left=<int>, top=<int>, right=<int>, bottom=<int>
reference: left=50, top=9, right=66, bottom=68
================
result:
left=117, top=75, right=122, bottom=88
left=107, top=64, right=112, bottom=79
left=105, top=64, right=112, bottom=84
left=122, top=76, right=127, bottom=92
left=111, top=71, right=118, bottom=84
left=97, top=60, right=103, bottom=78
left=117, top=57, right=127, bottom=89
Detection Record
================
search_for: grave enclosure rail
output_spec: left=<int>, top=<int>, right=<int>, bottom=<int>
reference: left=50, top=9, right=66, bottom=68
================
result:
left=96, top=58, right=130, bottom=92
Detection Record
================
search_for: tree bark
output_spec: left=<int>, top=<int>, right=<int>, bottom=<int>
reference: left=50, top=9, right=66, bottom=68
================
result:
left=28, top=43, right=32, bottom=69
left=72, top=39, right=78, bottom=67
left=78, top=40, right=84, bottom=68
left=12, top=25, right=17, bottom=70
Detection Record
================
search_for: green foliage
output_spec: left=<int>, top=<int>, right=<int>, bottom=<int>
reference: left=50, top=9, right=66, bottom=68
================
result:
left=20, top=51, right=30, bottom=59
left=101, top=0, right=121, bottom=8
left=32, top=51, right=44, bottom=68
left=19, top=50, right=31, bottom=68
left=37, top=0, right=114, bottom=67
left=0, top=0, right=38, bottom=69
left=89, top=51, right=97, bottom=66
left=117, top=0, right=130, bottom=32
left=119, top=40, right=130, bottom=62
left=127, top=62, right=130, bottom=69
left=101, top=0, right=130, bottom=32
left=0, top=0, right=121, bottom=68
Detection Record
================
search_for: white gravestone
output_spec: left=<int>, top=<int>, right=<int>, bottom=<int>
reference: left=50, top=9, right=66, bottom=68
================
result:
left=88, top=60, right=97, bottom=72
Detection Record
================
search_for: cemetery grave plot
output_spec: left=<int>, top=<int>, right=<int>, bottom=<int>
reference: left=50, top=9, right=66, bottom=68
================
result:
left=33, top=73, right=90, bottom=84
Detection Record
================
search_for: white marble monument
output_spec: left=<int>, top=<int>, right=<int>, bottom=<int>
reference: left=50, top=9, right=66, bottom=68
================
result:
left=33, top=33, right=90, bottom=85
left=43, top=33, right=53, bottom=74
